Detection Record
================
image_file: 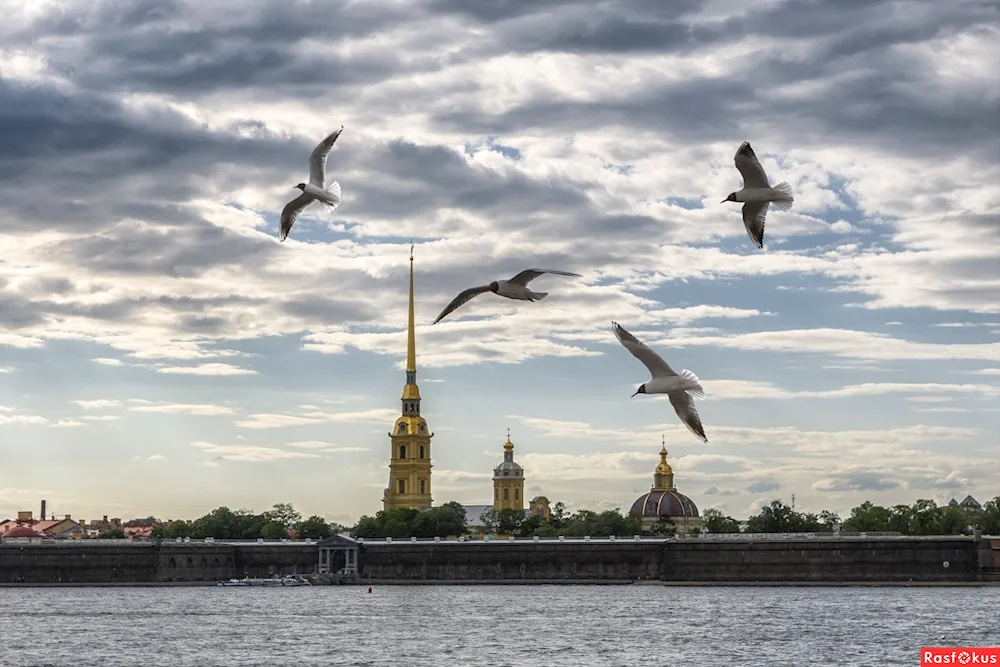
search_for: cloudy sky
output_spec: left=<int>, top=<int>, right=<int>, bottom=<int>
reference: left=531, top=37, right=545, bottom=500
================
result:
left=1, top=0, right=998, bottom=527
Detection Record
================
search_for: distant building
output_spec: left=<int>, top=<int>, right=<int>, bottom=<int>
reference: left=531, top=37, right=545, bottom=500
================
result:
left=948, top=495, right=982, bottom=512
left=629, top=440, right=701, bottom=532
left=0, top=511, right=84, bottom=539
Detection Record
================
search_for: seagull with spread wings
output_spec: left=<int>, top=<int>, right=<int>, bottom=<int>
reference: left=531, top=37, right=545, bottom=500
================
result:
left=611, top=321, right=709, bottom=444
left=432, top=269, right=581, bottom=324
left=279, top=125, right=345, bottom=242
left=722, top=141, right=794, bottom=250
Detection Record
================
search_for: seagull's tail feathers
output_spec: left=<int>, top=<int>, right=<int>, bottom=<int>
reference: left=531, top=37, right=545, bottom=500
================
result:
left=678, top=369, right=706, bottom=400
left=319, top=181, right=342, bottom=213
left=770, top=181, right=794, bottom=212
left=529, top=291, right=548, bottom=301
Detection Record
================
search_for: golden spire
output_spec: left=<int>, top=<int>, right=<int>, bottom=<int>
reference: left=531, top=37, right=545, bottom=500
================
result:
left=406, top=244, right=416, bottom=373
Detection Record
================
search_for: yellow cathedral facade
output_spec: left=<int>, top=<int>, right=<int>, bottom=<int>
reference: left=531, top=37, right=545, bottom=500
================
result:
left=382, top=246, right=433, bottom=511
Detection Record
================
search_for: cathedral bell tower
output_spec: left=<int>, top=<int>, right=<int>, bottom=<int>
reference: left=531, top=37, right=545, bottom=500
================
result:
left=383, top=245, right=434, bottom=511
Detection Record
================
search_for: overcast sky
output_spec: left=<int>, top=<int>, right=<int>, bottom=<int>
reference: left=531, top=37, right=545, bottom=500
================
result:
left=1, top=0, right=998, bottom=526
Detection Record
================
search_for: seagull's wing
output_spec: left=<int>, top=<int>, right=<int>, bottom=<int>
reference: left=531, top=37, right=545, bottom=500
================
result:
left=742, top=201, right=769, bottom=250
left=508, top=269, right=582, bottom=286
left=432, top=285, right=493, bottom=324
left=734, top=141, right=770, bottom=189
left=279, top=193, right=315, bottom=242
left=308, top=125, right=345, bottom=188
left=612, top=321, right=677, bottom=378
left=669, top=392, right=709, bottom=443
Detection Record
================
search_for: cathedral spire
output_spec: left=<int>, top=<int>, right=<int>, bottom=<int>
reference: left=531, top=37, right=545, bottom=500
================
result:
left=406, top=244, right=416, bottom=376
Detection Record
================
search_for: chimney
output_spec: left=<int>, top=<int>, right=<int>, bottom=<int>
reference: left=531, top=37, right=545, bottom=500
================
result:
left=17, top=510, right=32, bottom=522
left=41, top=500, right=47, bottom=521
left=112, top=518, right=121, bottom=527
left=103, top=515, right=108, bottom=523
left=64, top=514, right=71, bottom=520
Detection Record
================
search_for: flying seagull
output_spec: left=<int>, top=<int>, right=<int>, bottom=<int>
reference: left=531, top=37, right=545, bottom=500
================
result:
left=432, top=269, right=581, bottom=325
left=279, top=125, right=345, bottom=242
left=611, top=321, right=708, bottom=444
left=722, top=141, right=794, bottom=250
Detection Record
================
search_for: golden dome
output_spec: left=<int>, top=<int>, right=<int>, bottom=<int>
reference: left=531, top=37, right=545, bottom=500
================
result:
left=654, top=445, right=672, bottom=476
left=504, top=428, right=514, bottom=451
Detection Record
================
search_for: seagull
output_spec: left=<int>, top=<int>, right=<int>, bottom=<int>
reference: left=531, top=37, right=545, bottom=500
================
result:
left=722, top=141, right=794, bottom=250
left=432, top=269, right=582, bottom=324
left=611, top=321, right=708, bottom=444
left=278, top=125, right=345, bottom=242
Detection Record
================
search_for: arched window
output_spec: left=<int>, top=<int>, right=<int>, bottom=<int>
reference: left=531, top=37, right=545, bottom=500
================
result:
left=503, top=488, right=509, bottom=501
left=515, top=488, right=519, bottom=500
left=399, top=445, right=406, bottom=459
left=419, top=479, right=426, bottom=494
left=419, top=424, right=425, bottom=433
left=419, top=445, right=425, bottom=459
left=398, top=423, right=407, bottom=434
left=398, top=479, right=406, bottom=494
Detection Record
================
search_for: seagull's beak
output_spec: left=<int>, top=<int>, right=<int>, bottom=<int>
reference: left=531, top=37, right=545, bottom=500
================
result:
left=720, top=199, right=728, bottom=204
left=630, top=390, right=640, bottom=398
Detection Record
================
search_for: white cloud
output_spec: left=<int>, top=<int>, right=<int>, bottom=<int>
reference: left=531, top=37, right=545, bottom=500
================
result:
left=0, top=414, right=48, bottom=426
left=50, top=419, right=85, bottom=428
left=72, top=399, right=122, bottom=410
left=155, top=363, right=258, bottom=376
left=190, top=441, right=321, bottom=462
left=236, top=408, right=399, bottom=429
left=147, top=454, right=165, bottom=461
left=93, top=358, right=124, bottom=366
left=129, top=403, right=234, bottom=416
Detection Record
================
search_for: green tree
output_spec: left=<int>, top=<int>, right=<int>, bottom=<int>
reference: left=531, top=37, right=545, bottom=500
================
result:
left=479, top=508, right=498, bottom=534
left=495, top=508, right=525, bottom=535
left=150, top=525, right=166, bottom=539
left=383, top=518, right=410, bottom=539
left=549, top=502, right=568, bottom=529
left=746, top=500, right=797, bottom=533
left=980, top=497, right=1000, bottom=534
left=908, top=499, right=940, bottom=535
left=297, top=516, right=333, bottom=540
left=260, top=520, right=288, bottom=539
left=351, top=515, right=382, bottom=539
left=701, top=508, right=741, bottom=534
left=648, top=517, right=677, bottom=537
left=935, top=505, right=971, bottom=535
left=97, top=527, right=125, bottom=539
left=265, top=503, right=302, bottom=530
left=164, top=520, right=191, bottom=539
left=819, top=511, right=841, bottom=530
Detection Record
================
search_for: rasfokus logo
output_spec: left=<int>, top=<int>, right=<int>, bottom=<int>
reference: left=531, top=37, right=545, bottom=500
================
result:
left=921, top=648, right=1000, bottom=665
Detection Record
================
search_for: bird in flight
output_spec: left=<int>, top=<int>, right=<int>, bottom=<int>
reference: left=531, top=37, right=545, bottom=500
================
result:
left=612, top=321, right=709, bottom=444
left=722, top=141, right=794, bottom=250
left=432, top=269, right=581, bottom=324
left=279, top=125, right=345, bottom=242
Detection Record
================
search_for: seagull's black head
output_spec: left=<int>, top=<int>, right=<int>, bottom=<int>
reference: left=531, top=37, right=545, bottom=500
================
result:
left=631, top=384, right=647, bottom=398
left=722, top=192, right=737, bottom=203
left=294, top=183, right=306, bottom=191
left=488, top=281, right=499, bottom=293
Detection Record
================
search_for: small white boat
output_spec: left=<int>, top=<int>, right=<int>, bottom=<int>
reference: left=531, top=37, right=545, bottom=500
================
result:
left=217, top=575, right=310, bottom=587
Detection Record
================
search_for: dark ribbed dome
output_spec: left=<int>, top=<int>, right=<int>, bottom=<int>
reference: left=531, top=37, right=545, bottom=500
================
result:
left=630, top=490, right=699, bottom=519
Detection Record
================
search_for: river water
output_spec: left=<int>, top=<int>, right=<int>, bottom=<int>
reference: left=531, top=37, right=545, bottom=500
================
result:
left=1, top=585, right=997, bottom=666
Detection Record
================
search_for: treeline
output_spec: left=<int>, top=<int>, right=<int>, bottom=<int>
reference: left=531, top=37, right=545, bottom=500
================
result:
left=702, top=497, right=1000, bottom=536
left=350, top=501, right=647, bottom=539
left=350, top=496, right=1000, bottom=539
left=97, top=503, right=335, bottom=540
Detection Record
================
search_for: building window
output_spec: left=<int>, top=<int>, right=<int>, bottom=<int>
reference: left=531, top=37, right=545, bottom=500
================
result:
left=399, top=480, right=406, bottom=494
left=419, top=479, right=426, bottom=494
left=503, top=488, right=509, bottom=501
left=515, top=488, right=519, bottom=500
left=399, top=445, right=406, bottom=459
left=398, top=423, right=407, bottom=434
left=419, top=424, right=425, bottom=433
left=504, top=471, right=509, bottom=476
left=419, top=446, right=425, bottom=459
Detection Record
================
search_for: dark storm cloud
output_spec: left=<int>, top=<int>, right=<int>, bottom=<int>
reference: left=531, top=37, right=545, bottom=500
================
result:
left=279, top=296, right=381, bottom=327
left=46, top=220, right=278, bottom=278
